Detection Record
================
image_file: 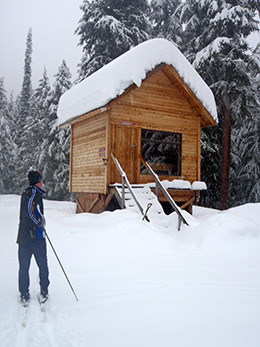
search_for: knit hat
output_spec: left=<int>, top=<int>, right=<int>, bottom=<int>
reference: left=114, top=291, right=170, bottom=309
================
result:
left=28, top=170, right=42, bottom=186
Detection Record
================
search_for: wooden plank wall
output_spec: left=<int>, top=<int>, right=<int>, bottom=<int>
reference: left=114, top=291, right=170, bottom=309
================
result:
left=109, top=69, right=201, bottom=185
left=70, top=113, right=108, bottom=193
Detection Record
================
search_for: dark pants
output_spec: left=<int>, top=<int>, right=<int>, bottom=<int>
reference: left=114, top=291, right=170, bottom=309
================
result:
left=18, top=238, right=50, bottom=297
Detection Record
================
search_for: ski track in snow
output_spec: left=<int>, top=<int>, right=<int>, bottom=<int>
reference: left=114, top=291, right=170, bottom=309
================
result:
left=3, top=294, right=78, bottom=347
left=1, top=195, right=260, bottom=347
left=4, top=292, right=57, bottom=347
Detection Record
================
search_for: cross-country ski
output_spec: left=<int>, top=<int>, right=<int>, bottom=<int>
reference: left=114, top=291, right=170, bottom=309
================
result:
left=38, top=295, right=48, bottom=323
left=20, top=304, right=29, bottom=329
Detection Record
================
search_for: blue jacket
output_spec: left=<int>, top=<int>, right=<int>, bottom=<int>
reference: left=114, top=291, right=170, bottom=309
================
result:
left=17, top=185, right=45, bottom=245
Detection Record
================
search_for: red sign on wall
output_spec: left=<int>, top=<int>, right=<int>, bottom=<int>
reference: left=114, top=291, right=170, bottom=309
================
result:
left=119, top=120, right=135, bottom=126
left=99, top=147, right=106, bottom=157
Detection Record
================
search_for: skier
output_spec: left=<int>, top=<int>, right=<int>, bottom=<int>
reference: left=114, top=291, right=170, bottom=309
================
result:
left=17, top=170, right=50, bottom=306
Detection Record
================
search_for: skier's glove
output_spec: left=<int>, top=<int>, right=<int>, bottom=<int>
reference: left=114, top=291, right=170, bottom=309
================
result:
left=39, top=216, right=46, bottom=230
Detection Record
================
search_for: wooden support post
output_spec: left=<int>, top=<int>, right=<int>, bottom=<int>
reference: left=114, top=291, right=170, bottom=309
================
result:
left=88, top=196, right=99, bottom=213
left=76, top=197, right=85, bottom=213
left=104, top=190, right=115, bottom=210
left=98, top=194, right=105, bottom=213
left=180, top=197, right=195, bottom=210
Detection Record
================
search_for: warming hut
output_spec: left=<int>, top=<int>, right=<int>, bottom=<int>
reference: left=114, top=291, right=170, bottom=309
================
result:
left=57, top=39, right=217, bottom=215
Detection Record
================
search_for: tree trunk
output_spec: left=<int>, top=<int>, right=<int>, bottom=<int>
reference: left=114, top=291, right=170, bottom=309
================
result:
left=220, top=101, right=231, bottom=210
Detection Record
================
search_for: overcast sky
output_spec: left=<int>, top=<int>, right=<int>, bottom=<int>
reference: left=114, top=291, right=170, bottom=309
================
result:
left=1, top=0, right=259, bottom=97
left=0, top=0, right=83, bottom=96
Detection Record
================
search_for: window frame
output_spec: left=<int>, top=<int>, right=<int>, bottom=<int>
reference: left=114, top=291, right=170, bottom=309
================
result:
left=140, top=128, right=182, bottom=177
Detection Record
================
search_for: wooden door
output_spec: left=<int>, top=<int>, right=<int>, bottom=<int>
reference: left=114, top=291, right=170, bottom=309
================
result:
left=110, top=123, right=140, bottom=184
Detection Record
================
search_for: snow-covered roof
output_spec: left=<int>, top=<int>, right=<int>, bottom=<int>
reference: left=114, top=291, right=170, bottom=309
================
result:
left=57, top=38, right=218, bottom=126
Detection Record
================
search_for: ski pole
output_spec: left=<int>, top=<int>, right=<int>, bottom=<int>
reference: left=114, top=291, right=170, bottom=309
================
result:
left=44, top=229, right=79, bottom=302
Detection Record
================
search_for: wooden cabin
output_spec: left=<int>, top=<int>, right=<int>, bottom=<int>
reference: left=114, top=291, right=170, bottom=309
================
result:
left=58, top=39, right=217, bottom=215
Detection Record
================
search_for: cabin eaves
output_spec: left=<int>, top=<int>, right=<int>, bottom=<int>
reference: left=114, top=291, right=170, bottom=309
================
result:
left=57, top=39, right=218, bottom=128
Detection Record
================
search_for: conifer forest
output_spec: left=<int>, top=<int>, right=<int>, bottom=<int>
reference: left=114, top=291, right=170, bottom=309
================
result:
left=0, top=0, right=259, bottom=209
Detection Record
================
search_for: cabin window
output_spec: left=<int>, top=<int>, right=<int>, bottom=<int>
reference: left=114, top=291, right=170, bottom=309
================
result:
left=141, top=129, right=182, bottom=176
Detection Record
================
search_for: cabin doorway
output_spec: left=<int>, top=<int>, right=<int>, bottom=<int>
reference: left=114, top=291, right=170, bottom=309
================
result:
left=111, top=123, right=140, bottom=184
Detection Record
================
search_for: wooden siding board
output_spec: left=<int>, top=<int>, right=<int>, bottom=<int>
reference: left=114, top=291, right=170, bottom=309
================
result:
left=111, top=105, right=199, bottom=130
left=115, top=69, right=200, bottom=117
left=161, top=65, right=215, bottom=127
left=69, top=126, right=73, bottom=192
left=118, top=88, right=193, bottom=115
left=71, top=113, right=108, bottom=193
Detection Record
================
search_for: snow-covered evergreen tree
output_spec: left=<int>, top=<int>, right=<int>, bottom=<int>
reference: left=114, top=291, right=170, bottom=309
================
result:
left=76, top=0, right=152, bottom=80
left=39, top=60, right=72, bottom=200
left=231, top=43, right=260, bottom=205
left=232, top=110, right=260, bottom=204
left=16, top=28, right=33, bottom=191
left=180, top=0, right=260, bottom=209
left=150, top=0, right=183, bottom=46
left=27, top=67, right=51, bottom=170
left=33, top=67, right=50, bottom=127
left=0, top=79, right=16, bottom=193
left=18, top=28, right=33, bottom=133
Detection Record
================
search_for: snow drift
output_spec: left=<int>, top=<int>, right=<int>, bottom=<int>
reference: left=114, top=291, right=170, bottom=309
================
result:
left=0, top=194, right=260, bottom=347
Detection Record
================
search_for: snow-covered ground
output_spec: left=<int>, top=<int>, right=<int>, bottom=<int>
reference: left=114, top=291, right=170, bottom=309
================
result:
left=0, top=194, right=260, bottom=347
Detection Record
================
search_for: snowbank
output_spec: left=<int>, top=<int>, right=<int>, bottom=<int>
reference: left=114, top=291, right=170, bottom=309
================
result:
left=1, top=195, right=260, bottom=347
left=57, top=39, right=218, bottom=126
left=161, top=179, right=191, bottom=189
left=147, top=179, right=207, bottom=190
left=191, top=181, right=207, bottom=190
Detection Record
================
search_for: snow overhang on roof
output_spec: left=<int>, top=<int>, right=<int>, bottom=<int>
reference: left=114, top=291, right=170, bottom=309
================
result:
left=57, top=38, right=218, bottom=126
